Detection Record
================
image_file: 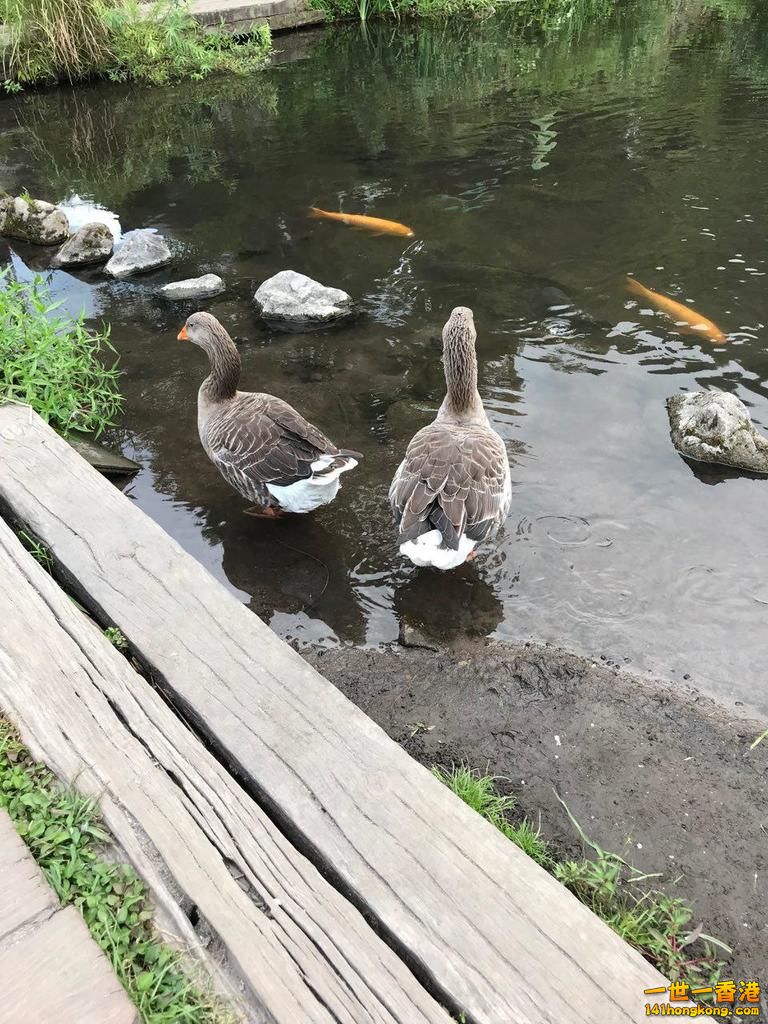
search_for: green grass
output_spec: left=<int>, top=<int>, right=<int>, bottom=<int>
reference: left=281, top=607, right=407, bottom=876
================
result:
left=0, top=269, right=123, bottom=436
left=432, top=764, right=551, bottom=866
left=432, top=762, right=729, bottom=990
left=0, top=719, right=234, bottom=1024
left=17, top=529, right=54, bottom=572
left=1, top=0, right=271, bottom=91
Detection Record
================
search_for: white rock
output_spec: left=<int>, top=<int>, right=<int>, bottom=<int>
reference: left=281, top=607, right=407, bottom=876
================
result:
left=159, top=274, right=225, bottom=300
left=1, top=196, right=69, bottom=246
left=666, top=391, right=768, bottom=474
left=104, top=229, right=172, bottom=279
left=53, top=222, right=113, bottom=267
left=254, top=270, right=354, bottom=331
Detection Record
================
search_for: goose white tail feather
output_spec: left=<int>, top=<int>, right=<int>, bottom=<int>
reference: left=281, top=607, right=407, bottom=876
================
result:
left=399, top=529, right=476, bottom=570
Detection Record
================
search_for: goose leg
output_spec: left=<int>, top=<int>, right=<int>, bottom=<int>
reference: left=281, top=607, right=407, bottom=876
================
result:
left=244, top=505, right=285, bottom=519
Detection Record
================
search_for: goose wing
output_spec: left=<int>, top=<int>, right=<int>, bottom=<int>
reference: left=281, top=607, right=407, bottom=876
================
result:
left=205, top=393, right=341, bottom=491
left=390, top=423, right=510, bottom=550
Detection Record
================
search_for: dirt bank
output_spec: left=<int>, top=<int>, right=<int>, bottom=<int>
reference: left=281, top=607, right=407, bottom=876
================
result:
left=305, top=639, right=767, bottom=981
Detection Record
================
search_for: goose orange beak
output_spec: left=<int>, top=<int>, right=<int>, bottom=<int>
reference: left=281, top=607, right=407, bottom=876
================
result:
left=177, top=324, right=189, bottom=341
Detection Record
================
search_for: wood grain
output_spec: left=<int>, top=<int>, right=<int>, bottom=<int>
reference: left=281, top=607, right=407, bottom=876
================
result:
left=0, top=404, right=669, bottom=1023
left=0, top=514, right=451, bottom=1024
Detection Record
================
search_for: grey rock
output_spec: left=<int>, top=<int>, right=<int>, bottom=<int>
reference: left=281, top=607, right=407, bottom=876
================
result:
left=1, top=196, right=69, bottom=246
left=52, top=222, right=113, bottom=267
left=104, top=230, right=172, bottom=279
left=398, top=622, right=440, bottom=652
left=667, top=391, right=768, bottom=475
left=67, top=433, right=141, bottom=477
left=254, top=270, right=354, bottom=331
left=159, top=274, right=225, bottom=300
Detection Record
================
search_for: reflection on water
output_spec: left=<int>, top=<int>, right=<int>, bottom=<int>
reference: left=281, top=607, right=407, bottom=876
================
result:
left=2, top=0, right=768, bottom=710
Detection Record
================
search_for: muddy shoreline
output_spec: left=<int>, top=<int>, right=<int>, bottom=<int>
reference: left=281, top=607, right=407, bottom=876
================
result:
left=304, top=638, right=767, bottom=980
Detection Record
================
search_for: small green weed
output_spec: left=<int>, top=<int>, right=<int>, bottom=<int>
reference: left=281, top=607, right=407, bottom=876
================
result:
left=433, top=762, right=729, bottom=990
left=0, top=719, right=233, bottom=1024
left=432, top=764, right=551, bottom=866
left=0, top=269, right=122, bottom=436
left=104, top=626, right=129, bottom=651
left=17, top=529, right=53, bottom=572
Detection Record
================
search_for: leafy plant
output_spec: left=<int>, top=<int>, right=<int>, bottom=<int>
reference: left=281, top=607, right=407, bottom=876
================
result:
left=0, top=0, right=271, bottom=91
left=0, top=269, right=123, bottom=436
left=104, top=626, right=129, bottom=650
left=100, top=0, right=271, bottom=87
left=432, top=762, right=729, bottom=989
left=0, top=719, right=234, bottom=1024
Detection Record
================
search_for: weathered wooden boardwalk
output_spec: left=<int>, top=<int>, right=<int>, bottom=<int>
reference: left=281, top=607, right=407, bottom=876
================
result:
left=0, top=403, right=669, bottom=1024
left=0, top=811, right=137, bottom=1024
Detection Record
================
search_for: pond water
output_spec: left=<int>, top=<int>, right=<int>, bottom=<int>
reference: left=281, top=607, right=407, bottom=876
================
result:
left=2, top=0, right=768, bottom=712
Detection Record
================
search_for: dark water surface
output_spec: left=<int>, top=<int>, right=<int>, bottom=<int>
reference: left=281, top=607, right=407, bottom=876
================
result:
left=3, top=1, right=768, bottom=710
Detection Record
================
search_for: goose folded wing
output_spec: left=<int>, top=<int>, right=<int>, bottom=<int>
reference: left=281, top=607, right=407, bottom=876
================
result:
left=391, top=426, right=507, bottom=547
left=207, top=396, right=336, bottom=488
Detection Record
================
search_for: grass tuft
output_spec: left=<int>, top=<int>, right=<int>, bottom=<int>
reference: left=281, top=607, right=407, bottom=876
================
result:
left=433, top=762, right=728, bottom=990
left=432, top=764, right=551, bottom=866
left=0, top=269, right=123, bottom=437
left=0, top=718, right=235, bottom=1024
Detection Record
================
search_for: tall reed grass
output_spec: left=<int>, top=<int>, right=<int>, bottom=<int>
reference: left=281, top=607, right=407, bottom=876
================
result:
left=1, top=0, right=112, bottom=86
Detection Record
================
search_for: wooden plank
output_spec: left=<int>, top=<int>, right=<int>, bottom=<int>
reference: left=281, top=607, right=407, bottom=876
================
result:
left=0, top=404, right=668, bottom=1024
left=0, top=515, right=452, bottom=1024
left=0, top=813, right=57, bottom=941
left=0, top=904, right=139, bottom=1024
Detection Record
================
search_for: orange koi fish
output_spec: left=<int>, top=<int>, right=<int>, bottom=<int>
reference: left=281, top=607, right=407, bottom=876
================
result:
left=309, top=207, right=414, bottom=238
left=625, top=277, right=727, bottom=343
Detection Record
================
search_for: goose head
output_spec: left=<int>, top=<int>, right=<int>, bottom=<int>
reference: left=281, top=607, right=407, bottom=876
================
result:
left=177, top=311, right=230, bottom=355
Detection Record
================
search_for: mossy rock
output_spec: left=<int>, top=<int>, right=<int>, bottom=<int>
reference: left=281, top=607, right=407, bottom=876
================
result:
left=1, top=195, right=69, bottom=246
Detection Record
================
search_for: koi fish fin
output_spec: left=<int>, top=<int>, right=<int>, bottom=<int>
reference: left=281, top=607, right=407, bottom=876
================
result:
left=625, top=276, right=647, bottom=299
left=308, top=207, right=327, bottom=219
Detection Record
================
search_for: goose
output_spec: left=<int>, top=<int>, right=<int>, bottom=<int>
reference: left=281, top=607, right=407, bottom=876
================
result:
left=178, top=312, right=359, bottom=516
left=389, top=306, right=511, bottom=569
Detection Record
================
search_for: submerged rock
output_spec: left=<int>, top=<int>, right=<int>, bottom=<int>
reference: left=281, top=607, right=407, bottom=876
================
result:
left=666, top=391, right=768, bottom=475
left=104, top=230, right=172, bottom=279
left=254, top=270, right=354, bottom=331
left=1, top=196, right=69, bottom=246
left=159, top=274, right=225, bottom=300
left=53, top=222, right=114, bottom=268
left=66, top=434, right=141, bottom=477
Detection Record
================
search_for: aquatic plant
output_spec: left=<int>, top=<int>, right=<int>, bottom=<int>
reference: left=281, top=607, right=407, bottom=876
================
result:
left=0, top=0, right=271, bottom=91
left=0, top=270, right=123, bottom=436
left=0, top=719, right=235, bottom=1024
left=433, top=762, right=729, bottom=989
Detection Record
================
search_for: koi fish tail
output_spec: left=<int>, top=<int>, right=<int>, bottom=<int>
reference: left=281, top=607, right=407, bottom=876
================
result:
left=308, top=206, right=328, bottom=220
left=625, top=276, right=647, bottom=299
